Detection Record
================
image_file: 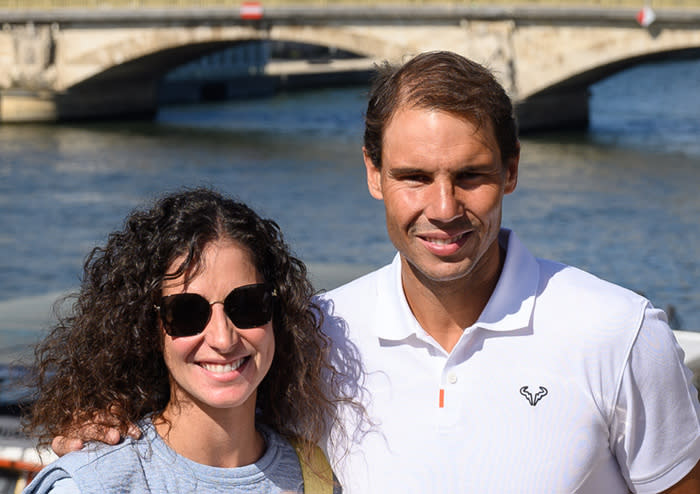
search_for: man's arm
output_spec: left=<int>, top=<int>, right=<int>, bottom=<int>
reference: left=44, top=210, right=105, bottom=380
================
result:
left=664, top=461, right=700, bottom=494
left=613, top=307, right=700, bottom=493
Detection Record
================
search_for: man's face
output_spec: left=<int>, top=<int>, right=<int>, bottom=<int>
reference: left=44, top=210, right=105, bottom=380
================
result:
left=364, top=106, right=518, bottom=287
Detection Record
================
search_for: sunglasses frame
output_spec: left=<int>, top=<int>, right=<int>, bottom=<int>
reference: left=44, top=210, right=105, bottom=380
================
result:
left=155, top=282, right=277, bottom=337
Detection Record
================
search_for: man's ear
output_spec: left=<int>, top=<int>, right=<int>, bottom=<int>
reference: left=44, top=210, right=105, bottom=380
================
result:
left=504, top=141, right=520, bottom=195
left=363, top=147, right=383, bottom=200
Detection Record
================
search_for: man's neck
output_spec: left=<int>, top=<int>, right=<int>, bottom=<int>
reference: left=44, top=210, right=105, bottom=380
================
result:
left=401, top=245, right=506, bottom=353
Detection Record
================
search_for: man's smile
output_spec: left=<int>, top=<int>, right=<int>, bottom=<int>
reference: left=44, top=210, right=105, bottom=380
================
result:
left=418, top=231, right=469, bottom=245
left=416, top=230, right=472, bottom=256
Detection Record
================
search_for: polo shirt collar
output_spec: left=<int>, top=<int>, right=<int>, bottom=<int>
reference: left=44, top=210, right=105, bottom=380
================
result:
left=477, top=229, right=538, bottom=332
left=373, top=228, right=538, bottom=342
left=373, top=253, right=425, bottom=341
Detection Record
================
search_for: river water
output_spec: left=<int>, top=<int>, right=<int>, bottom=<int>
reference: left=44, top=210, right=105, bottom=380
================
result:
left=0, top=58, right=698, bottom=362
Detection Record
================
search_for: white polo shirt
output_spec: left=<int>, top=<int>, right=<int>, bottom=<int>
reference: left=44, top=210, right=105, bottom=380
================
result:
left=319, top=229, right=700, bottom=494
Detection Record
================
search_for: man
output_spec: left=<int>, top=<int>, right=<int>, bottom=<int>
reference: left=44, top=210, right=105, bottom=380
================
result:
left=316, top=51, right=700, bottom=493
left=54, top=51, right=699, bottom=493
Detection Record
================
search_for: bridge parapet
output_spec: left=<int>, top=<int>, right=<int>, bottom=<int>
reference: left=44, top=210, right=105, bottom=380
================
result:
left=2, top=0, right=700, bottom=8
left=1, top=4, right=699, bottom=129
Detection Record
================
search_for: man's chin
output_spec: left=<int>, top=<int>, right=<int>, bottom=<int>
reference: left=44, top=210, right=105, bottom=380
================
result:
left=402, top=255, right=477, bottom=285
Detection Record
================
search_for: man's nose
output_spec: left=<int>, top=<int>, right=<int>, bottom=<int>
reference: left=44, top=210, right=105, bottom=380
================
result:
left=426, top=179, right=461, bottom=223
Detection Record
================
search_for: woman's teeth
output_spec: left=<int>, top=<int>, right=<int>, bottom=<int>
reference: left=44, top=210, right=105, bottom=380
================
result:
left=201, top=358, right=246, bottom=373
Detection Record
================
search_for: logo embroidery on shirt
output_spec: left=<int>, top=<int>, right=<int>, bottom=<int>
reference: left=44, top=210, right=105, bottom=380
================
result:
left=520, top=386, right=548, bottom=406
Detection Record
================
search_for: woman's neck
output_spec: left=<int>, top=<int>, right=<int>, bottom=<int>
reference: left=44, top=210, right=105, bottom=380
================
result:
left=154, top=398, right=265, bottom=468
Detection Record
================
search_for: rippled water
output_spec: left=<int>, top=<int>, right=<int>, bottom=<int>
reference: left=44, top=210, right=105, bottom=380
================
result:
left=0, top=58, right=698, bottom=363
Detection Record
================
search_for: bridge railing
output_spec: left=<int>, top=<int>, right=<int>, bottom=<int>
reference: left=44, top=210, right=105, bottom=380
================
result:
left=2, top=0, right=700, bottom=8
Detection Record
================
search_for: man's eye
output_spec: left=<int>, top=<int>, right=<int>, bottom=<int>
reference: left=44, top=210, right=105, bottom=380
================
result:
left=456, top=171, right=491, bottom=185
left=401, top=174, right=430, bottom=183
left=457, top=172, right=480, bottom=180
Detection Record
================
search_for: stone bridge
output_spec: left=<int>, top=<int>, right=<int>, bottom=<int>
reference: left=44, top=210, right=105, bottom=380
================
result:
left=1, top=5, right=700, bottom=129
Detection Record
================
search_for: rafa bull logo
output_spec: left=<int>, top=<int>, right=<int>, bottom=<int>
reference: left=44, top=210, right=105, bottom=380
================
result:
left=520, top=386, right=548, bottom=406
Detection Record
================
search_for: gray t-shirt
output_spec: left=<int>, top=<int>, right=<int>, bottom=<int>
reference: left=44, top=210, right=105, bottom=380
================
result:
left=24, top=420, right=309, bottom=493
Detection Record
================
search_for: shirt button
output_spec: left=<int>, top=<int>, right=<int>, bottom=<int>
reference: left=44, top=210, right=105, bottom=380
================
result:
left=448, top=372, right=458, bottom=384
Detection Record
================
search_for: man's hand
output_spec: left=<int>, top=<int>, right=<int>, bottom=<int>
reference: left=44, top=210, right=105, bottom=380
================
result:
left=50, top=414, right=142, bottom=457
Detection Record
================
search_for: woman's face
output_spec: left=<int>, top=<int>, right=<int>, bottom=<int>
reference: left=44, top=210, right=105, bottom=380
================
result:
left=160, top=239, right=275, bottom=415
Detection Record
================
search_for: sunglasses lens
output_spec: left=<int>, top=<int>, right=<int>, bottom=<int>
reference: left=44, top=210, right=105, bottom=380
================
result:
left=223, top=284, right=274, bottom=329
left=161, top=293, right=211, bottom=337
left=158, top=284, right=274, bottom=336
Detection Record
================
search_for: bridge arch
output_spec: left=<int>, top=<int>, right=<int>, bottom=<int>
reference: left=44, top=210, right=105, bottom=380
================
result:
left=524, top=46, right=700, bottom=102
left=57, top=28, right=270, bottom=91
left=3, top=6, right=700, bottom=127
left=516, top=45, right=700, bottom=131
left=70, top=40, right=269, bottom=90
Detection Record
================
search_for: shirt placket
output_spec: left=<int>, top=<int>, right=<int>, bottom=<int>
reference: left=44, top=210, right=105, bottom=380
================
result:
left=435, top=329, right=478, bottom=430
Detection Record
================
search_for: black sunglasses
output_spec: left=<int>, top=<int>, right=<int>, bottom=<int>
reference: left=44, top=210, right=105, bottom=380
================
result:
left=155, top=283, right=276, bottom=337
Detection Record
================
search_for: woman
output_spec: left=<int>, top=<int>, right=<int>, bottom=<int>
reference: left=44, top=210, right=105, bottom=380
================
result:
left=22, top=188, right=351, bottom=493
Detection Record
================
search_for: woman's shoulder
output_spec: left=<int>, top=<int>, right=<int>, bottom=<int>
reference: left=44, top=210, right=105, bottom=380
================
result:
left=24, top=423, right=157, bottom=494
left=254, top=425, right=301, bottom=477
left=35, top=477, right=80, bottom=494
left=262, top=428, right=340, bottom=494
left=23, top=463, right=78, bottom=494
left=23, top=442, right=136, bottom=494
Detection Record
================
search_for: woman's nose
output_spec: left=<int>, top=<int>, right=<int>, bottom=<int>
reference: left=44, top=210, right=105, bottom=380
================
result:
left=203, top=303, right=239, bottom=352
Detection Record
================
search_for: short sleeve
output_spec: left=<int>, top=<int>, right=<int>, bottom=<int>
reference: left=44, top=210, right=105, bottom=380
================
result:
left=45, top=477, right=81, bottom=494
left=24, top=467, right=81, bottom=494
left=611, top=305, right=700, bottom=493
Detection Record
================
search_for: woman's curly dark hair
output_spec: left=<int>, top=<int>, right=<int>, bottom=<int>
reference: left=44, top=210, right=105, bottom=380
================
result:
left=23, top=187, right=349, bottom=462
